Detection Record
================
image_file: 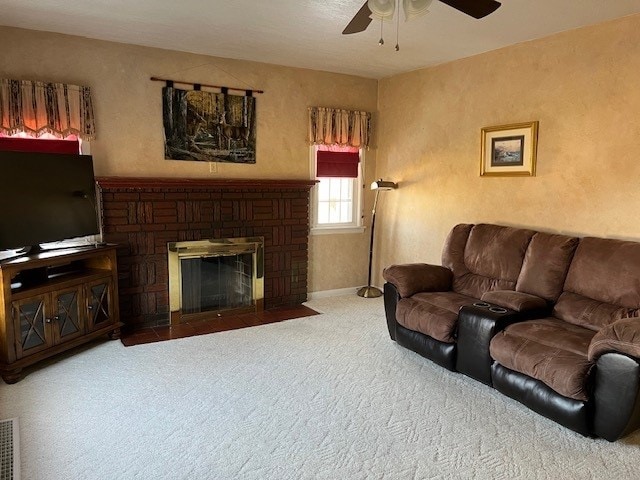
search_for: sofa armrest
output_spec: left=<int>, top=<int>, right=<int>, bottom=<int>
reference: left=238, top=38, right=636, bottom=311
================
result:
left=456, top=303, right=524, bottom=385
left=383, top=282, right=400, bottom=341
left=588, top=317, right=640, bottom=362
left=382, top=263, right=452, bottom=298
left=593, top=352, right=640, bottom=441
left=481, top=290, right=548, bottom=313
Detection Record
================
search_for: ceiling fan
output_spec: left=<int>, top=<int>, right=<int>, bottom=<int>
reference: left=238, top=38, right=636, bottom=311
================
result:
left=343, top=0, right=502, bottom=35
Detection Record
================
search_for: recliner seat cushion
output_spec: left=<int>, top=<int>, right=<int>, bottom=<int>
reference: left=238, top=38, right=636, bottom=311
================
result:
left=490, top=318, right=597, bottom=401
left=396, top=292, right=476, bottom=343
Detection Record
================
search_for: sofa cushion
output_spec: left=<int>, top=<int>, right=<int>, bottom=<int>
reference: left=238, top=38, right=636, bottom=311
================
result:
left=516, top=232, right=578, bottom=302
left=444, top=224, right=535, bottom=299
left=490, top=318, right=597, bottom=401
left=396, top=292, right=476, bottom=343
left=563, top=237, right=640, bottom=310
left=553, top=292, right=639, bottom=332
left=441, top=223, right=474, bottom=276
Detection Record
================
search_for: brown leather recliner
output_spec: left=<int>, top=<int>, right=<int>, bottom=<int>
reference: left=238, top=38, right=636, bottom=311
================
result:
left=383, top=223, right=640, bottom=441
left=383, top=223, right=566, bottom=369
left=490, top=236, right=640, bottom=441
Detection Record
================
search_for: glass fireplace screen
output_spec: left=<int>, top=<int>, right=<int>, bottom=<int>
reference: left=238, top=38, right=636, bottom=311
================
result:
left=168, top=237, right=264, bottom=323
left=180, top=253, right=253, bottom=314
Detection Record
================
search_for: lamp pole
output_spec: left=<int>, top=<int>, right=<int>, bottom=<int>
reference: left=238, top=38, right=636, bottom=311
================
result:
left=357, top=179, right=396, bottom=298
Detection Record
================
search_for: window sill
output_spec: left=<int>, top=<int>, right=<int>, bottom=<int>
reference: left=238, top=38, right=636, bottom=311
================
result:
left=311, top=226, right=366, bottom=236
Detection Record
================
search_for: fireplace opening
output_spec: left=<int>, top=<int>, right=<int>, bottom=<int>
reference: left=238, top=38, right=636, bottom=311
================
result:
left=168, top=237, right=264, bottom=324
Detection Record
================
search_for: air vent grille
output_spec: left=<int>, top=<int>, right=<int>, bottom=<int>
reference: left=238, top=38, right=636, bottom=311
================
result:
left=0, top=418, right=19, bottom=480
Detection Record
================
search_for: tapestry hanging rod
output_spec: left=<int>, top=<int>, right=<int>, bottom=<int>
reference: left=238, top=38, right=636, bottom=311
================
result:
left=150, top=76, right=264, bottom=96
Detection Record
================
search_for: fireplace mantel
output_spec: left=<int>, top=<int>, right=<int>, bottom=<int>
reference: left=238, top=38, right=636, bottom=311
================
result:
left=96, top=177, right=317, bottom=189
left=97, top=177, right=312, bottom=330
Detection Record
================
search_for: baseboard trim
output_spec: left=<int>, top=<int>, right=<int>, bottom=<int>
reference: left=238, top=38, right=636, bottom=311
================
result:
left=308, top=286, right=383, bottom=300
left=308, top=287, right=358, bottom=300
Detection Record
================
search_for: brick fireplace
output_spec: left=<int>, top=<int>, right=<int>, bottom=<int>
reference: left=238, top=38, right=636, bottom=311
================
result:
left=96, top=177, right=315, bottom=330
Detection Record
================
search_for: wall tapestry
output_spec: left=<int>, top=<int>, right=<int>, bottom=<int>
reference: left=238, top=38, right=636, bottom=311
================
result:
left=162, top=86, right=256, bottom=163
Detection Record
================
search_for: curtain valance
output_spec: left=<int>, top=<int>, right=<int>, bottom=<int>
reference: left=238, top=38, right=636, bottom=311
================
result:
left=0, top=79, right=96, bottom=140
left=308, top=107, right=371, bottom=148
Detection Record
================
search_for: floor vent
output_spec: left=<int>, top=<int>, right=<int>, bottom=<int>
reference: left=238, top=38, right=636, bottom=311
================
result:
left=0, top=418, right=19, bottom=480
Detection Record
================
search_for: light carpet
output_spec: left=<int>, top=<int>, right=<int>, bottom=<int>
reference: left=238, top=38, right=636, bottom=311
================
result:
left=1, top=295, right=639, bottom=479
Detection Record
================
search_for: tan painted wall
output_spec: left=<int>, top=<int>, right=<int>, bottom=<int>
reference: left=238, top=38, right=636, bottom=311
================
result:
left=0, top=26, right=378, bottom=292
left=374, top=14, right=640, bottom=286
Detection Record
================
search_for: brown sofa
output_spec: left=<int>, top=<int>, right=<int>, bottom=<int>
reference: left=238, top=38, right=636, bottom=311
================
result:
left=383, top=223, right=640, bottom=441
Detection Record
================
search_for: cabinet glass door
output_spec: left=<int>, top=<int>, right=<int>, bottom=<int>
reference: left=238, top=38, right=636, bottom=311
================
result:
left=87, top=278, right=112, bottom=332
left=54, top=287, right=84, bottom=343
left=12, top=295, right=50, bottom=358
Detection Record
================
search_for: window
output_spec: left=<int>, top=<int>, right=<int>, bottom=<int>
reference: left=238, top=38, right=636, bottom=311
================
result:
left=310, top=145, right=365, bottom=234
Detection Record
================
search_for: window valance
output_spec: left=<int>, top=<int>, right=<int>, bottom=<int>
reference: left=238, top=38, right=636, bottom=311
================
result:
left=0, top=79, right=96, bottom=140
left=308, top=106, right=371, bottom=148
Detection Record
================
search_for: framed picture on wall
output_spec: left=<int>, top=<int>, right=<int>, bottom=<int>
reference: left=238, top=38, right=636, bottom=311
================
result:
left=480, top=121, right=539, bottom=176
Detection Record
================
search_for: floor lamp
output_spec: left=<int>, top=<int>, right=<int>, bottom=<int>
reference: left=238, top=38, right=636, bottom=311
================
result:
left=357, top=179, right=398, bottom=298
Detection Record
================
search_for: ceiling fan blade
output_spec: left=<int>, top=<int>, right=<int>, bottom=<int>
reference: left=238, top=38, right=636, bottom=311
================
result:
left=438, top=0, right=501, bottom=19
left=342, top=1, right=374, bottom=34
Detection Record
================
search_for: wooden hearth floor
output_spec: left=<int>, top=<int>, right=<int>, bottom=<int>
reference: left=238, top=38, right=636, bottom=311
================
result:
left=120, top=305, right=320, bottom=347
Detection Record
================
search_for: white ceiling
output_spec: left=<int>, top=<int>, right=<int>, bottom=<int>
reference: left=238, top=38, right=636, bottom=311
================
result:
left=2, top=0, right=640, bottom=79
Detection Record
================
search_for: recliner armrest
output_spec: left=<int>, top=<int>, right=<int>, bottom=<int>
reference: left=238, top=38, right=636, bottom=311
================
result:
left=382, top=263, right=452, bottom=298
left=481, top=290, right=548, bottom=313
left=456, top=303, right=524, bottom=385
left=383, top=282, right=400, bottom=341
left=588, top=317, right=640, bottom=362
left=593, top=352, right=640, bottom=441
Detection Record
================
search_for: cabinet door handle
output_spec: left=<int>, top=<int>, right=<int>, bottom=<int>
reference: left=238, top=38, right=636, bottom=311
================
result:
left=45, top=317, right=52, bottom=324
left=88, top=305, right=94, bottom=310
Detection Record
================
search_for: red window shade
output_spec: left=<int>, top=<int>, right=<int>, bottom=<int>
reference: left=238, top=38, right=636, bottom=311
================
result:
left=0, top=137, right=80, bottom=154
left=316, top=150, right=360, bottom=178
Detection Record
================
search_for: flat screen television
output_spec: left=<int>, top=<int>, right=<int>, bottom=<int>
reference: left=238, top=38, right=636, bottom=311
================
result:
left=0, top=150, right=100, bottom=252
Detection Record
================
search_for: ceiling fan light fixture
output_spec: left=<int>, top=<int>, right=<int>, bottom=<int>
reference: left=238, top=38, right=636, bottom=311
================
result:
left=367, top=0, right=396, bottom=21
left=342, top=0, right=501, bottom=35
left=403, top=0, right=433, bottom=21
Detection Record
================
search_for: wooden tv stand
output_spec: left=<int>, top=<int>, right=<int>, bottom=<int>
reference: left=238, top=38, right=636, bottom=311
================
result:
left=0, top=245, right=122, bottom=383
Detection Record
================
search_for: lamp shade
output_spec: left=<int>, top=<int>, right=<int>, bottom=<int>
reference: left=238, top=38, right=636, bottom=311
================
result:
left=368, top=0, right=396, bottom=21
left=371, top=179, right=398, bottom=190
left=403, top=0, right=433, bottom=21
